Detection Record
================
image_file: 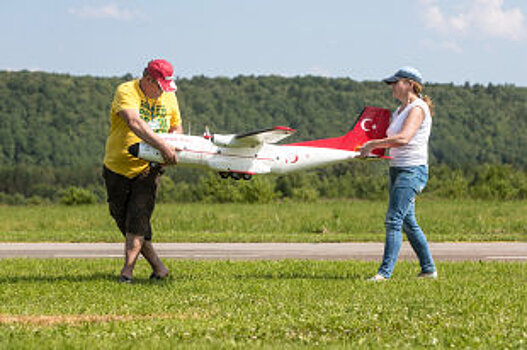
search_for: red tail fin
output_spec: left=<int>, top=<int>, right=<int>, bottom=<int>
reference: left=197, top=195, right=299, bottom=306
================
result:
left=287, top=106, right=391, bottom=156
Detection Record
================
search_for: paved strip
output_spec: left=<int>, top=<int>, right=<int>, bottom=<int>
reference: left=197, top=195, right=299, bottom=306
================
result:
left=0, top=242, right=526, bottom=261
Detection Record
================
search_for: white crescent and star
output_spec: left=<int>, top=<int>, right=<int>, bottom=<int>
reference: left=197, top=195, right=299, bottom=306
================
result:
left=360, top=118, right=377, bottom=131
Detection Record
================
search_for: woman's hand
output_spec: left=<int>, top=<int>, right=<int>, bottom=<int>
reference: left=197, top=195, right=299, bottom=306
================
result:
left=358, top=141, right=375, bottom=158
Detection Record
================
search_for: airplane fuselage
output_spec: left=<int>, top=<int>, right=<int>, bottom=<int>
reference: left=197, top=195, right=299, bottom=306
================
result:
left=134, top=133, right=360, bottom=176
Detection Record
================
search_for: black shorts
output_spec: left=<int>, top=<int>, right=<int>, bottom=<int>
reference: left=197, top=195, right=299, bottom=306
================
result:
left=102, top=165, right=163, bottom=240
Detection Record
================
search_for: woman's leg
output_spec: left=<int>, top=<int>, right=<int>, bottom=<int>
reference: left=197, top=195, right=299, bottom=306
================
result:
left=403, top=201, right=436, bottom=274
left=377, top=185, right=415, bottom=278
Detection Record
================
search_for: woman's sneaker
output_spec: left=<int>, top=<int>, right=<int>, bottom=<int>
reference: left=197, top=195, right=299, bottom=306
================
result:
left=417, top=271, right=438, bottom=279
left=369, top=274, right=387, bottom=282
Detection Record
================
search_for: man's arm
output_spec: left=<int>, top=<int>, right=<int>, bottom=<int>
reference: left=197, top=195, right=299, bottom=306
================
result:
left=119, top=109, right=178, bottom=164
left=169, top=124, right=183, bottom=134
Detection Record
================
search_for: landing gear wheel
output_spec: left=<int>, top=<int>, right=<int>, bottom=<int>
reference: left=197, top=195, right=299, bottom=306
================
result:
left=219, top=172, right=230, bottom=179
left=231, top=172, right=242, bottom=180
left=242, top=174, right=252, bottom=180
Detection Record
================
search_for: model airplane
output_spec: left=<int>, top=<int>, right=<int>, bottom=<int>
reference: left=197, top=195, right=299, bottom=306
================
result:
left=129, top=106, right=391, bottom=180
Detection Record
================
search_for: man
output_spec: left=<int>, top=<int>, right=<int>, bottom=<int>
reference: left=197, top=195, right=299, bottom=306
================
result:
left=103, top=59, right=182, bottom=283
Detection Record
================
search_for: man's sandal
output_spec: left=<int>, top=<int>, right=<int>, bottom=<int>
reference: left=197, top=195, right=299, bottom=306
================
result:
left=149, top=272, right=168, bottom=280
left=119, top=275, right=132, bottom=283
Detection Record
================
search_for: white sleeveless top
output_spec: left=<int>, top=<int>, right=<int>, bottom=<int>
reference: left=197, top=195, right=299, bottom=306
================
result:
left=386, top=98, right=432, bottom=167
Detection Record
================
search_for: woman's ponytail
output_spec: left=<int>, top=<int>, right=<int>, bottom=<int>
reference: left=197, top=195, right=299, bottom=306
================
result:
left=421, top=95, right=434, bottom=116
left=413, top=82, right=434, bottom=116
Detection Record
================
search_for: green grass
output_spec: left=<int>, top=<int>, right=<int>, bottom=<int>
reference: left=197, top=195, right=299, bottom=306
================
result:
left=0, top=259, right=525, bottom=349
left=1, top=200, right=526, bottom=242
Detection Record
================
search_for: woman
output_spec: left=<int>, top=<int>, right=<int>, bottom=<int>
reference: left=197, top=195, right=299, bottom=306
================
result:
left=359, top=66, right=437, bottom=281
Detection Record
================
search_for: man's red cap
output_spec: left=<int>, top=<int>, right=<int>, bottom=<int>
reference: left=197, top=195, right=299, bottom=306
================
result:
left=145, top=59, right=177, bottom=92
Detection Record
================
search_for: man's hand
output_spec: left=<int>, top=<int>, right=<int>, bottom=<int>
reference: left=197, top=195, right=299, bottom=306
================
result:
left=159, top=145, right=180, bottom=165
left=119, top=109, right=183, bottom=165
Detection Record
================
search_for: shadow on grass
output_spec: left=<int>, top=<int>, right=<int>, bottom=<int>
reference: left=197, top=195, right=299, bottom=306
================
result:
left=0, top=273, right=117, bottom=284
left=0, top=271, right=367, bottom=284
left=0, top=274, right=183, bottom=285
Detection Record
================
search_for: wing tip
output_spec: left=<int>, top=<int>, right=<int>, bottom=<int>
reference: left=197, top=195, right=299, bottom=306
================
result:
left=273, top=126, right=296, bottom=133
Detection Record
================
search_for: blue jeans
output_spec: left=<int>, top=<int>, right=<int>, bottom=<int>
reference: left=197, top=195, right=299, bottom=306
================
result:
left=377, top=166, right=436, bottom=278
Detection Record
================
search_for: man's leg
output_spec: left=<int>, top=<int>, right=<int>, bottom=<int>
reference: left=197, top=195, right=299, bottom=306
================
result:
left=141, top=241, right=169, bottom=278
left=121, top=233, right=145, bottom=279
left=102, top=166, right=130, bottom=237
left=129, top=166, right=169, bottom=278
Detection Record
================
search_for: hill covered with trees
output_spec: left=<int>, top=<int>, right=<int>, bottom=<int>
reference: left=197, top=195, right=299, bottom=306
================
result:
left=0, top=71, right=525, bottom=203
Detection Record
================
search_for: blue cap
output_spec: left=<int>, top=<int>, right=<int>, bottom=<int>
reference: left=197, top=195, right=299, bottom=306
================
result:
left=383, top=66, right=423, bottom=85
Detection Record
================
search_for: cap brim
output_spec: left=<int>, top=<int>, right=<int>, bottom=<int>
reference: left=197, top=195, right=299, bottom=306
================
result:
left=158, top=79, right=177, bottom=92
left=382, top=75, right=399, bottom=84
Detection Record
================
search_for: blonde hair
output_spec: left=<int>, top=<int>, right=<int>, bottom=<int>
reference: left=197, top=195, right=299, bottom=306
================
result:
left=412, top=81, right=434, bottom=116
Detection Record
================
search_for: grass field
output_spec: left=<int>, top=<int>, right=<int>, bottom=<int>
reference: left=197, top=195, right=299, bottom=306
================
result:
left=0, top=259, right=525, bottom=349
left=1, top=200, right=526, bottom=242
left=1, top=200, right=525, bottom=348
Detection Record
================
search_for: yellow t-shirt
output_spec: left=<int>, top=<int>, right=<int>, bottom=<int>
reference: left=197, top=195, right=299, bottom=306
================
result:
left=103, top=80, right=181, bottom=178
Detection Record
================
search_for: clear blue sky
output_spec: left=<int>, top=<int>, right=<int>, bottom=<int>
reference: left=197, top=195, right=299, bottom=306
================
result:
left=1, top=0, right=526, bottom=86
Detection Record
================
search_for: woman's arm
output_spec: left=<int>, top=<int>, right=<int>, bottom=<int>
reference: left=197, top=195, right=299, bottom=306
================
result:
left=359, top=106, right=425, bottom=157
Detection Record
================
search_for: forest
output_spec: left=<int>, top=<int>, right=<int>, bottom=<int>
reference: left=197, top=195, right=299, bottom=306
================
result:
left=0, top=71, right=525, bottom=204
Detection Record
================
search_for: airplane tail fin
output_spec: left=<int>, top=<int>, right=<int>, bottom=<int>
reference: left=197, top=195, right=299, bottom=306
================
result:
left=287, top=106, right=391, bottom=157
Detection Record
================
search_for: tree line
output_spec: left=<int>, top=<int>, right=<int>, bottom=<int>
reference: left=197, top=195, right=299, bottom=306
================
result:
left=0, top=71, right=525, bottom=204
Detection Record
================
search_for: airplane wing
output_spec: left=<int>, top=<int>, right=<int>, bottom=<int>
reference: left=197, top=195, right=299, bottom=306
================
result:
left=232, top=126, right=296, bottom=147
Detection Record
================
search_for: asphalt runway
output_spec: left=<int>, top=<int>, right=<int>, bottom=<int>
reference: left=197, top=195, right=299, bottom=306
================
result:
left=0, top=242, right=526, bottom=261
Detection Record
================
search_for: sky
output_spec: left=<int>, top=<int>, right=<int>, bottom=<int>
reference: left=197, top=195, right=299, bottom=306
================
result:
left=1, top=0, right=526, bottom=86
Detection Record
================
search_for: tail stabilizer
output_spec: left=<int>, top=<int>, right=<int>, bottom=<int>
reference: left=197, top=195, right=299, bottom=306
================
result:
left=287, top=106, right=391, bottom=157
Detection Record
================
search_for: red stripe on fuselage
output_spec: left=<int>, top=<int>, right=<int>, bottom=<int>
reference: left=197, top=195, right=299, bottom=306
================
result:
left=180, top=148, right=274, bottom=161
